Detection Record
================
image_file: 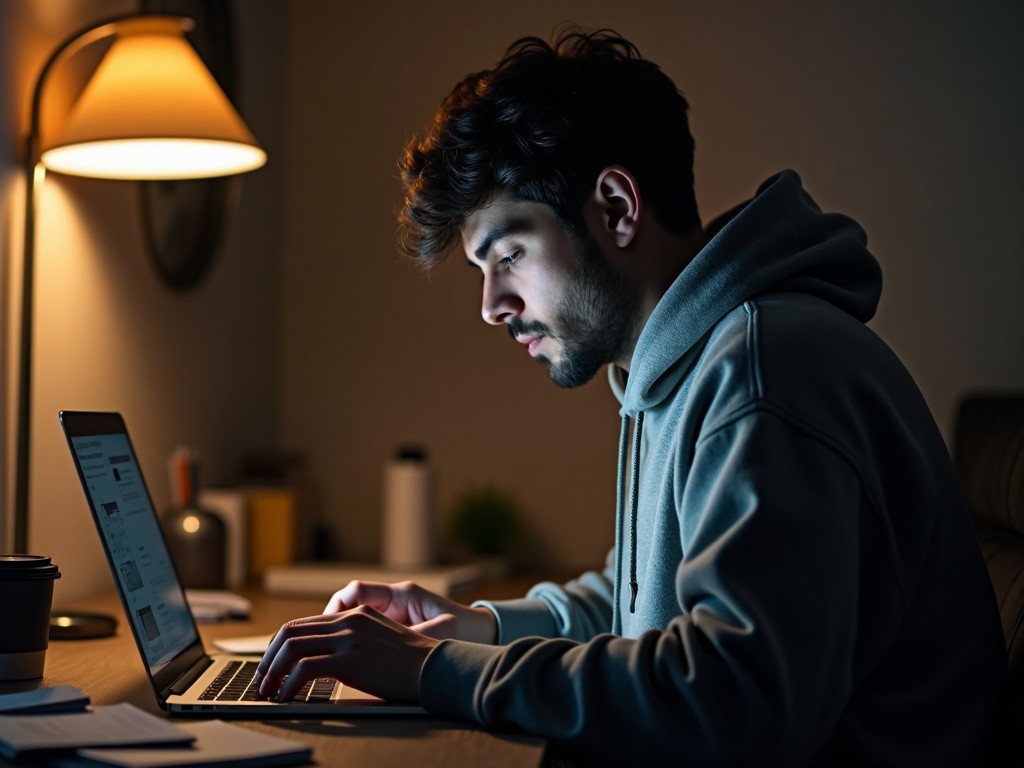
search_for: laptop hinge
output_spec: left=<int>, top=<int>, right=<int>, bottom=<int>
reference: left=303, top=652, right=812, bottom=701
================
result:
left=167, top=656, right=213, bottom=696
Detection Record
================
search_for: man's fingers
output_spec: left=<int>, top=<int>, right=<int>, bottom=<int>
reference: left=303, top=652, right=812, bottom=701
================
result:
left=323, top=580, right=444, bottom=627
left=256, top=613, right=343, bottom=686
left=257, top=628, right=349, bottom=700
left=271, top=652, right=344, bottom=703
left=324, top=580, right=397, bottom=614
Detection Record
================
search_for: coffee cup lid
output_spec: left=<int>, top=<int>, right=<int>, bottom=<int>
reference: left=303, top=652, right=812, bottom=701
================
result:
left=0, top=555, right=61, bottom=581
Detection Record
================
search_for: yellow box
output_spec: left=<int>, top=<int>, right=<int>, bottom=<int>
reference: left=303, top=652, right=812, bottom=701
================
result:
left=245, top=487, right=300, bottom=579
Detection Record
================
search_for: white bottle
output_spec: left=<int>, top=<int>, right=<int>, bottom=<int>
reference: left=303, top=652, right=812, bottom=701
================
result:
left=382, top=447, right=434, bottom=569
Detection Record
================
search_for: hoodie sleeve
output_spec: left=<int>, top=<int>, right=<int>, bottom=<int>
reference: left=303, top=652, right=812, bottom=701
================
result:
left=420, top=411, right=869, bottom=765
left=471, top=552, right=616, bottom=642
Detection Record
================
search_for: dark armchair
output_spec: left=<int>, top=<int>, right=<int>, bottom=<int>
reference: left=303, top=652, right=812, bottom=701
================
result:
left=953, top=393, right=1024, bottom=761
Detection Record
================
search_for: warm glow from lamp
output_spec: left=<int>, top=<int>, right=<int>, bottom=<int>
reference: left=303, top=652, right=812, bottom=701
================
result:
left=39, top=17, right=266, bottom=179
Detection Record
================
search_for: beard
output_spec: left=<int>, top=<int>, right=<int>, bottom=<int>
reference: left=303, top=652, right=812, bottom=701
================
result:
left=508, top=235, right=642, bottom=388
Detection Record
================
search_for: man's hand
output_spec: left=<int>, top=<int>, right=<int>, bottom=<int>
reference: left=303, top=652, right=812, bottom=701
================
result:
left=323, top=580, right=498, bottom=644
left=254, top=580, right=497, bottom=703
left=254, top=605, right=437, bottom=703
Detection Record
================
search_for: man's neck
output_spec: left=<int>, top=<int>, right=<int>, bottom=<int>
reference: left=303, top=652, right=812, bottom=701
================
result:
left=618, top=226, right=706, bottom=372
left=651, top=226, right=706, bottom=303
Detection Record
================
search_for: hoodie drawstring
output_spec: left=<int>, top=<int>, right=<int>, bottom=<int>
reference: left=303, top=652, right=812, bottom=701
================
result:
left=627, top=411, right=644, bottom=613
left=616, top=411, right=645, bottom=619
left=614, top=416, right=630, bottom=634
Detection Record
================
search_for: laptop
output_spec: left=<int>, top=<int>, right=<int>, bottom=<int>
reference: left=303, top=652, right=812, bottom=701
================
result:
left=59, top=410, right=425, bottom=716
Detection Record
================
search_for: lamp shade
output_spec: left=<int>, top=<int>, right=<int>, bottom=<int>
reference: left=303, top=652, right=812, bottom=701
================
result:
left=40, top=16, right=266, bottom=180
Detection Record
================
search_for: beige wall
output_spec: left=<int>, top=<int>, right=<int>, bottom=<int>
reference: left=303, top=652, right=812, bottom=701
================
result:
left=0, top=0, right=288, bottom=602
left=280, top=0, right=1024, bottom=572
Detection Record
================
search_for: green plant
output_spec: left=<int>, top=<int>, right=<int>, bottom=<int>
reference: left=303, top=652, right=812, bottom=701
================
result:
left=448, top=486, right=524, bottom=557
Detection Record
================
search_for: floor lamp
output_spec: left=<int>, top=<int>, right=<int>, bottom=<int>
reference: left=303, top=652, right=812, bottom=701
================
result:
left=12, top=14, right=266, bottom=553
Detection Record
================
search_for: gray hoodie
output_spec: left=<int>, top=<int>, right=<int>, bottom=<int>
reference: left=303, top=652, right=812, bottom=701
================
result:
left=420, top=170, right=1005, bottom=765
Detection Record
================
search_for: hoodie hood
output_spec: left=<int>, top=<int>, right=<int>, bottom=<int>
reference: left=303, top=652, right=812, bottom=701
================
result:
left=620, top=169, right=881, bottom=416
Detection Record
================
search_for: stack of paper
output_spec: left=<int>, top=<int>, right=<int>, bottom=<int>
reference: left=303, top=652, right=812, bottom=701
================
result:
left=0, top=684, right=89, bottom=714
left=0, top=687, right=311, bottom=767
left=0, top=701, right=191, bottom=760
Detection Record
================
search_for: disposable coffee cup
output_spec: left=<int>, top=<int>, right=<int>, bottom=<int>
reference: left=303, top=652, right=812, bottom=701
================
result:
left=0, top=555, right=61, bottom=680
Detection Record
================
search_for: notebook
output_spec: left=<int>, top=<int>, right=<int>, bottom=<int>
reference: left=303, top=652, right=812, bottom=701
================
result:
left=59, top=410, right=425, bottom=716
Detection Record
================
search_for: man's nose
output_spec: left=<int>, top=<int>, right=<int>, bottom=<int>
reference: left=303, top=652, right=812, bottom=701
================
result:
left=481, top=274, right=524, bottom=325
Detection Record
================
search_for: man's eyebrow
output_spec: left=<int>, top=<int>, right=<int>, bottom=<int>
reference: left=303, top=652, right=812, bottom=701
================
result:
left=472, top=221, right=528, bottom=264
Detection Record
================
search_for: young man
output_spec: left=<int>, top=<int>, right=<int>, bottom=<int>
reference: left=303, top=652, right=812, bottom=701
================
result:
left=257, top=29, right=1006, bottom=765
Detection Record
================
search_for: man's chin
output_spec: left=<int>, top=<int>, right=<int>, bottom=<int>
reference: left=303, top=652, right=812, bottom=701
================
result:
left=544, top=357, right=602, bottom=389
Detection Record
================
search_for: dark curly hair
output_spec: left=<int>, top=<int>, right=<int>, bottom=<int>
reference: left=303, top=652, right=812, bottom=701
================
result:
left=397, top=26, right=699, bottom=265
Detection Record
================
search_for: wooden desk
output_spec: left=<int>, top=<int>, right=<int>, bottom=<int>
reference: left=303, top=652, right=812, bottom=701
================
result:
left=2, top=588, right=546, bottom=768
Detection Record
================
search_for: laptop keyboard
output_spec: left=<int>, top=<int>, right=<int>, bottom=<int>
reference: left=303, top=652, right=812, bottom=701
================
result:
left=199, top=660, right=336, bottom=702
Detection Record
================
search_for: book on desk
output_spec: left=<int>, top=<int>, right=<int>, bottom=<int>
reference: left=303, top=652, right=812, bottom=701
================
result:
left=262, top=561, right=482, bottom=599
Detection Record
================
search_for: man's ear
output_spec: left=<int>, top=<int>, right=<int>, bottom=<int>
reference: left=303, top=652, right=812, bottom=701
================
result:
left=594, top=165, right=642, bottom=248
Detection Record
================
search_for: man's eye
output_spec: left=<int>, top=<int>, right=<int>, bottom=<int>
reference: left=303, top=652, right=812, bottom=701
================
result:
left=499, top=251, right=522, bottom=270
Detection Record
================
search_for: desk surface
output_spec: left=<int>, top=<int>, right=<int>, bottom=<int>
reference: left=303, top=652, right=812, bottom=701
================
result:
left=2, top=586, right=546, bottom=768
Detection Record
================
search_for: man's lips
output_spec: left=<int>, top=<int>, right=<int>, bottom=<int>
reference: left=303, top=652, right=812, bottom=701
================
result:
left=517, top=334, right=544, bottom=357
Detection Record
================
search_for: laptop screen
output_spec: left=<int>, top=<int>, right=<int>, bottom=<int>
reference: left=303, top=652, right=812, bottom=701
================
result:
left=68, top=427, right=198, bottom=674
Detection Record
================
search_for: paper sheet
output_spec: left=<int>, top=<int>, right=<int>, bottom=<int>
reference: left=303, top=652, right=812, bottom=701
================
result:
left=212, top=633, right=273, bottom=654
left=72, top=720, right=312, bottom=767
